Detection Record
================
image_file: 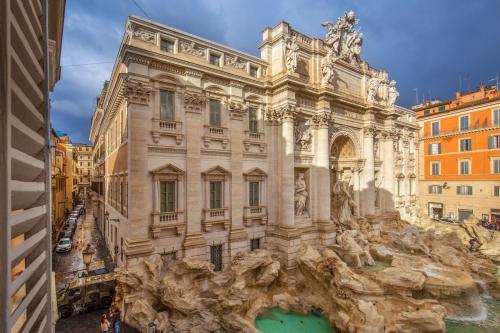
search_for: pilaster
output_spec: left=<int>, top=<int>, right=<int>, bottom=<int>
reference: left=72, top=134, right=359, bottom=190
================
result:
left=361, top=123, right=376, bottom=216
left=280, top=104, right=296, bottom=229
left=312, top=110, right=331, bottom=225
left=183, top=89, right=207, bottom=258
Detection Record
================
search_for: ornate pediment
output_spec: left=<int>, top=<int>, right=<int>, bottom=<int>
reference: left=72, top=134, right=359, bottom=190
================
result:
left=202, top=166, right=230, bottom=176
left=150, top=163, right=185, bottom=175
left=243, top=167, right=267, bottom=181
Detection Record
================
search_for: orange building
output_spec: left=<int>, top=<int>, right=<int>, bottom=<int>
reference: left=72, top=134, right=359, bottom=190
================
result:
left=416, top=85, right=500, bottom=223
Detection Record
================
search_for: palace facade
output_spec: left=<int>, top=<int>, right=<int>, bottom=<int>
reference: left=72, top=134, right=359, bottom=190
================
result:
left=89, top=13, right=418, bottom=272
left=416, top=85, right=500, bottom=223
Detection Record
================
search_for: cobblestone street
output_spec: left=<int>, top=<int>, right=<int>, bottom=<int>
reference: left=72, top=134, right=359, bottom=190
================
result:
left=53, top=204, right=138, bottom=333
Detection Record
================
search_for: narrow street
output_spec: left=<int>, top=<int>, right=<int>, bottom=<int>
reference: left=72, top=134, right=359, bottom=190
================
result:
left=53, top=203, right=138, bottom=332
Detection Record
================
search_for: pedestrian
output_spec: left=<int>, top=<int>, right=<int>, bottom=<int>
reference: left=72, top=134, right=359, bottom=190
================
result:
left=101, top=314, right=110, bottom=333
left=114, top=317, right=122, bottom=333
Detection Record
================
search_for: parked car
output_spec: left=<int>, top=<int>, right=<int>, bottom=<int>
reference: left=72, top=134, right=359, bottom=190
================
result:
left=67, top=217, right=77, bottom=225
left=61, top=230, right=73, bottom=240
left=56, top=238, right=72, bottom=253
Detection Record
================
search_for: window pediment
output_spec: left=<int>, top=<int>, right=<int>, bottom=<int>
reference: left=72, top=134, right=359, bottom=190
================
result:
left=243, top=167, right=267, bottom=181
left=203, top=166, right=230, bottom=180
left=151, top=163, right=185, bottom=176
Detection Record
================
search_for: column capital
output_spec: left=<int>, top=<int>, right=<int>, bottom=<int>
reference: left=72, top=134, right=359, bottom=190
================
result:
left=123, top=77, right=152, bottom=106
left=264, top=104, right=297, bottom=124
left=312, top=111, right=332, bottom=129
left=363, top=124, right=377, bottom=137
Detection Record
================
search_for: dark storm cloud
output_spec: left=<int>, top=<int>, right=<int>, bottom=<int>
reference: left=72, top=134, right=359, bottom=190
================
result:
left=50, top=0, right=500, bottom=143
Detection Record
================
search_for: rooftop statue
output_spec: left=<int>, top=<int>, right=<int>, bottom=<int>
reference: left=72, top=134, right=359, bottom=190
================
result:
left=321, top=10, right=364, bottom=84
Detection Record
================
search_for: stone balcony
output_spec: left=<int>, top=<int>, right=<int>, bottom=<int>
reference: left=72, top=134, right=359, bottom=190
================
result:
left=243, top=131, right=266, bottom=152
left=202, top=125, right=229, bottom=149
left=151, top=211, right=185, bottom=238
left=202, top=207, right=230, bottom=231
left=243, top=205, right=267, bottom=226
left=151, top=119, right=183, bottom=144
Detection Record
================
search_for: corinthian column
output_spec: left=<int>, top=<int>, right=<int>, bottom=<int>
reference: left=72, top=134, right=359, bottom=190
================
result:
left=280, top=105, right=296, bottom=228
left=361, top=126, right=375, bottom=215
left=312, top=111, right=331, bottom=224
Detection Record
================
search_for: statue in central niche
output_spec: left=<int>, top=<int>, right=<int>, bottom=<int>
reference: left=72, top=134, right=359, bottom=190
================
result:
left=294, top=173, right=309, bottom=217
left=331, top=175, right=356, bottom=224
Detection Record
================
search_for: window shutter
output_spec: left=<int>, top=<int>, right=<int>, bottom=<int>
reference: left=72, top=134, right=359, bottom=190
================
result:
left=438, top=143, right=442, bottom=154
left=160, top=182, right=167, bottom=212
left=456, top=186, right=460, bottom=195
left=428, top=144, right=431, bottom=154
left=488, top=136, right=494, bottom=149
left=428, top=185, right=432, bottom=193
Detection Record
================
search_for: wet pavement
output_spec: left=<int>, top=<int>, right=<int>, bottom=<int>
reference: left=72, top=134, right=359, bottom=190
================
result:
left=52, top=207, right=115, bottom=290
left=53, top=203, right=138, bottom=332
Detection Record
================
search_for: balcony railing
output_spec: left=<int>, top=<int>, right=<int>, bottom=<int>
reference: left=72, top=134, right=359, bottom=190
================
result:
left=244, top=131, right=264, bottom=141
left=151, top=211, right=185, bottom=238
left=202, top=207, right=229, bottom=231
left=243, top=205, right=268, bottom=226
left=151, top=119, right=183, bottom=144
left=423, top=122, right=500, bottom=139
left=202, top=126, right=229, bottom=148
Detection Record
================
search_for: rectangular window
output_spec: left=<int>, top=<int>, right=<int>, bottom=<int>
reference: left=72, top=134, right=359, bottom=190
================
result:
left=431, top=121, right=440, bottom=136
left=160, top=90, right=175, bottom=121
left=160, top=181, right=176, bottom=212
left=459, top=160, right=470, bottom=175
left=460, top=115, right=469, bottom=131
left=493, top=159, right=500, bottom=174
left=428, top=142, right=441, bottom=155
left=249, top=107, right=258, bottom=133
left=160, top=39, right=174, bottom=52
left=431, top=161, right=440, bottom=175
left=438, top=105, right=446, bottom=112
left=423, top=109, right=430, bottom=115
left=120, top=180, right=123, bottom=212
left=249, top=182, right=260, bottom=206
left=209, top=53, right=220, bottom=66
left=457, top=185, right=473, bottom=195
left=249, top=65, right=258, bottom=77
left=428, top=185, right=443, bottom=194
left=493, top=109, right=500, bottom=126
left=209, top=100, right=221, bottom=127
left=210, top=181, right=222, bottom=209
left=494, top=186, right=500, bottom=197
left=460, top=138, right=472, bottom=152
left=210, top=244, right=223, bottom=272
left=489, top=135, right=500, bottom=149
left=250, top=238, right=260, bottom=251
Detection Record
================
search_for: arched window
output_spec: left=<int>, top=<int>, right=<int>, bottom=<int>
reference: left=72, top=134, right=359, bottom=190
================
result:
left=396, top=174, right=405, bottom=196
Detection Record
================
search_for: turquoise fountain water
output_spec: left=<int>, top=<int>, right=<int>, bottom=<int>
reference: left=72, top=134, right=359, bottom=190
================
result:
left=255, top=308, right=335, bottom=333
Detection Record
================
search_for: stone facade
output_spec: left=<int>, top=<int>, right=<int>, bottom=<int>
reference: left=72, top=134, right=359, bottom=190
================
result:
left=89, top=14, right=418, bottom=273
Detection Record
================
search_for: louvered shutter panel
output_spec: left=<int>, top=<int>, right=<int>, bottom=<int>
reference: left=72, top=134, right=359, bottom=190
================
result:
left=489, top=136, right=494, bottom=149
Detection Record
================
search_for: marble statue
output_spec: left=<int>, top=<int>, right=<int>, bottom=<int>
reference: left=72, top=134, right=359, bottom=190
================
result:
left=331, top=175, right=356, bottom=224
left=285, top=34, right=299, bottom=73
left=367, top=71, right=399, bottom=107
left=335, top=229, right=375, bottom=268
left=321, top=10, right=364, bottom=83
left=387, top=80, right=399, bottom=106
left=294, top=122, right=312, bottom=151
left=295, top=173, right=308, bottom=216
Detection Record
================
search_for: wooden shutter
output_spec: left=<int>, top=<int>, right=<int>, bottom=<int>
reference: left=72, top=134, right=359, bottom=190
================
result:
left=210, top=100, right=221, bottom=127
left=428, top=144, right=431, bottom=154
left=166, top=181, right=175, bottom=212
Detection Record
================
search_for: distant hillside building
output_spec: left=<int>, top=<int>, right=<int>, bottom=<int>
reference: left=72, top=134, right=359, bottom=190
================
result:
left=416, top=85, right=500, bottom=223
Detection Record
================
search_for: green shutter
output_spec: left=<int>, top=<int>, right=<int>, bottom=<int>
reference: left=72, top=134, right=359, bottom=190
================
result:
left=160, top=182, right=167, bottom=212
left=160, top=90, right=175, bottom=121
left=249, top=182, right=259, bottom=206
left=210, top=100, right=221, bottom=127
left=210, top=181, right=222, bottom=209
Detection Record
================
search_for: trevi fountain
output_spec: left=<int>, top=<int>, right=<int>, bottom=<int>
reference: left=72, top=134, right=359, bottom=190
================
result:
left=114, top=187, right=500, bottom=332
left=109, top=11, right=499, bottom=333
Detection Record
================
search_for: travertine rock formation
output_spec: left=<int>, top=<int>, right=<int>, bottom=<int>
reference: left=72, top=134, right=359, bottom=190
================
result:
left=115, top=215, right=498, bottom=333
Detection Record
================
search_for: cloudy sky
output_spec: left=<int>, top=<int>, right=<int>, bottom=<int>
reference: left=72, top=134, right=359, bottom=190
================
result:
left=50, top=0, right=500, bottom=143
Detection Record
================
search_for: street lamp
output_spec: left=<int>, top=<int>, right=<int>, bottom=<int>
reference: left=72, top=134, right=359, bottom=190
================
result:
left=82, top=243, right=95, bottom=273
